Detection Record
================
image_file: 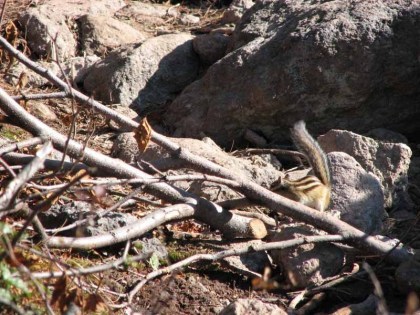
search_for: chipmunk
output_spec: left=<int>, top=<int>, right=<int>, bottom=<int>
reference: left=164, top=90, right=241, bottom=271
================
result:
left=271, top=121, right=331, bottom=211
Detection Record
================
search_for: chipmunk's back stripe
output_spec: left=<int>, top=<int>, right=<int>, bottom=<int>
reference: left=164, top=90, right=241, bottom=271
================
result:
left=286, top=175, right=323, bottom=192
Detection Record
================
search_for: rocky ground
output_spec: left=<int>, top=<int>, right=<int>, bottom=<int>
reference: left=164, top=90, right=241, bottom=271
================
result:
left=0, top=0, right=419, bottom=314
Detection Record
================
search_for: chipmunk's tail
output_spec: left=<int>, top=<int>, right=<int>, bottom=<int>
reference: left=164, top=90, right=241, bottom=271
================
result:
left=290, top=121, right=331, bottom=187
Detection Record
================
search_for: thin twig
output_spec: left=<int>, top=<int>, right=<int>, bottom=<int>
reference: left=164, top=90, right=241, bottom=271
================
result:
left=0, top=156, right=16, bottom=177
left=31, top=253, right=151, bottom=279
left=0, top=137, right=44, bottom=156
left=11, top=91, right=68, bottom=101
left=0, top=0, right=7, bottom=26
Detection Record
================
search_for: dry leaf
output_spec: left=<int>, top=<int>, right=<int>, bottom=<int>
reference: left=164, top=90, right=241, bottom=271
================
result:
left=5, top=21, right=18, bottom=46
left=134, top=117, right=152, bottom=153
left=16, top=72, right=29, bottom=91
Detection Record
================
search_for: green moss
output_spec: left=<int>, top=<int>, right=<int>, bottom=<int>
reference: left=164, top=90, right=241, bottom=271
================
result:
left=167, top=250, right=191, bottom=263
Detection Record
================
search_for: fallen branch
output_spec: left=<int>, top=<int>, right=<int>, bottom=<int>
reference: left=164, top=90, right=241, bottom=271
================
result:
left=3, top=152, right=89, bottom=173
left=0, top=88, right=264, bottom=241
left=45, top=203, right=196, bottom=249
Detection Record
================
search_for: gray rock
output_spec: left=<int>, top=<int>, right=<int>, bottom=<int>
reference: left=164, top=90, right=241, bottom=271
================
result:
left=319, top=129, right=412, bottom=210
left=221, top=0, right=254, bottom=24
left=269, top=225, right=345, bottom=289
left=180, top=14, right=200, bottom=25
left=66, top=56, right=101, bottom=85
left=193, top=33, right=230, bottom=66
left=328, top=152, right=385, bottom=234
left=27, top=0, right=125, bottom=19
left=222, top=240, right=270, bottom=277
left=220, top=298, right=286, bottom=315
left=78, top=15, right=148, bottom=56
left=38, top=201, right=138, bottom=237
left=18, top=0, right=125, bottom=59
left=114, top=2, right=170, bottom=31
left=163, top=0, right=420, bottom=147
left=19, top=8, right=77, bottom=59
left=6, top=62, right=59, bottom=87
left=116, top=1, right=168, bottom=19
left=132, top=237, right=168, bottom=259
left=83, top=34, right=199, bottom=112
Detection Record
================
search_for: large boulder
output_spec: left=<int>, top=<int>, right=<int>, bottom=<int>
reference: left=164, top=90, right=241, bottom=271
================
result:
left=18, top=0, right=125, bottom=59
left=163, top=0, right=420, bottom=147
left=83, top=34, right=200, bottom=111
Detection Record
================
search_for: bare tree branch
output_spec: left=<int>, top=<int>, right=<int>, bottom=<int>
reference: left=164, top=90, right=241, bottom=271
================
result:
left=3, top=152, right=89, bottom=173
left=0, top=87, right=266, bottom=241
left=45, top=203, right=196, bottom=249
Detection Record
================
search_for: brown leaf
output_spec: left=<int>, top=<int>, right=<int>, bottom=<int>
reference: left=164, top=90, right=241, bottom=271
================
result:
left=134, top=117, right=152, bottom=153
left=16, top=72, right=29, bottom=91
left=5, top=21, right=18, bottom=46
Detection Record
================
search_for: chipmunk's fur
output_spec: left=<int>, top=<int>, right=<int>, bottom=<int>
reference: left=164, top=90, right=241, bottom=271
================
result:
left=271, top=121, right=331, bottom=211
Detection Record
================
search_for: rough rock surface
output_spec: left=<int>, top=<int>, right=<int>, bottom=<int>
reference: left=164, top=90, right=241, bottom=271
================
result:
left=193, top=33, right=230, bottom=67
left=37, top=201, right=138, bottom=237
left=222, top=240, right=270, bottom=278
left=78, top=15, right=148, bottom=56
left=220, top=298, right=286, bottom=315
left=328, top=152, right=385, bottom=234
left=221, top=0, right=255, bottom=24
left=269, top=225, right=345, bottom=289
left=163, top=0, right=420, bottom=147
left=18, top=0, right=125, bottom=59
left=83, top=34, right=199, bottom=111
left=19, top=8, right=77, bottom=59
left=27, top=0, right=125, bottom=19
left=319, top=129, right=412, bottom=210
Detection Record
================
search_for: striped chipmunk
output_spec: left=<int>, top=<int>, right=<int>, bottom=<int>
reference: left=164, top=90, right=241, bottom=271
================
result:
left=271, top=121, right=331, bottom=211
